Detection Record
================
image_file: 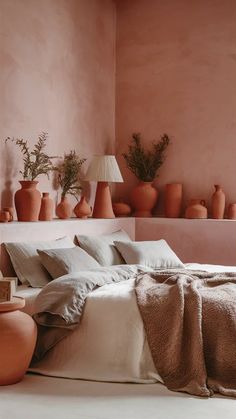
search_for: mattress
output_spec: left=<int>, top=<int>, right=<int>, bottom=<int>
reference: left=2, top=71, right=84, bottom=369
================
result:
left=15, top=263, right=236, bottom=383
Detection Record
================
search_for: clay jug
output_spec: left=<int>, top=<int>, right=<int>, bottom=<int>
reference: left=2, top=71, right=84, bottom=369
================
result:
left=164, top=183, right=183, bottom=218
left=0, top=298, right=37, bottom=385
left=0, top=210, right=10, bottom=223
left=39, top=192, right=54, bottom=221
left=112, top=202, right=132, bottom=217
left=74, top=196, right=92, bottom=219
left=228, top=203, right=236, bottom=219
left=130, top=182, right=158, bottom=217
left=3, top=207, right=14, bottom=221
left=56, top=196, right=72, bottom=219
left=185, top=199, right=208, bottom=219
left=15, top=181, right=41, bottom=222
left=212, top=185, right=225, bottom=219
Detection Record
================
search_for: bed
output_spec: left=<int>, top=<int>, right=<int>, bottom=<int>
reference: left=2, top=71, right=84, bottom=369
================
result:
left=1, top=218, right=236, bottom=399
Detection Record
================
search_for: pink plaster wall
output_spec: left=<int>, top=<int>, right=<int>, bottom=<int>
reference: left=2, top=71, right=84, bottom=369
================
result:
left=0, top=0, right=116, bottom=210
left=115, top=0, right=236, bottom=215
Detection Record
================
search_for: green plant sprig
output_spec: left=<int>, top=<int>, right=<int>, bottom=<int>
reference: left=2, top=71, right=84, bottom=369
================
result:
left=56, top=150, right=86, bottom=200
left=123, top=133, right=170, bottom=182
left=5, top=132, right=58, bottom=180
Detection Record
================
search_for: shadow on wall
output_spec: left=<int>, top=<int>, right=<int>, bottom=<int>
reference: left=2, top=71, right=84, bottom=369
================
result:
left=1, top=142, right=18, bottom=208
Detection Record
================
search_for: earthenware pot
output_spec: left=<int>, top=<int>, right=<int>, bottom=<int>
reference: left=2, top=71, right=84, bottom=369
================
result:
left=0, top=210, right=11, bottom=223
left=185, top=199, right=208, bottom=219
left=212, top=185, right=225, bottom=219
left=228, top=203, right=236, bottom=220
left=74, top=196, right=92, bottom=219
left=14, top=181, right=41, bottom=222
left=164, top=183, right=183, bottom=218
left=130, top=181, right=158, bottom=217
left=3, top=207, right=14, bottom=222
left=112, top=202, right=132, bottom=217
left=39, top=192, right=54, bottom=221
left=56, top=196, right=72, bottom=219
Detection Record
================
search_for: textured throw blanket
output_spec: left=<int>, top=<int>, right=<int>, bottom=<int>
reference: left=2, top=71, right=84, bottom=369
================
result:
left=33, top=265, right=149, bottom=360
left=135, top=269, right=236, bottom=398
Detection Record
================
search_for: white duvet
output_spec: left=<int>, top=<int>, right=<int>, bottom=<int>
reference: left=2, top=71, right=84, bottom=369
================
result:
left=16, top=263, right=236, bottom=383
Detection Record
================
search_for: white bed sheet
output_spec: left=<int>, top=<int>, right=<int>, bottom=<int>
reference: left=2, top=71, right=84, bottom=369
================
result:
left=15, top=263, right=236, bottom=383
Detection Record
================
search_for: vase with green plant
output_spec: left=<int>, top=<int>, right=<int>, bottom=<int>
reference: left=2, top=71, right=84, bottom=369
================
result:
left=123, top=132, right=170, bottom=217
left=6, top=132, right=57, bottom=221
left=55, top=150, right=86, bottom=219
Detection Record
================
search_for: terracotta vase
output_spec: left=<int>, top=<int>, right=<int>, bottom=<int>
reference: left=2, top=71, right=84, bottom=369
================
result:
left=185, top=199, right=208, bottom=219
left=56, top=196, right=72, bottom=219
left=130, top=181, right=158, bottom=217
left=39, top=193, right=54, bottom=221
left=0, top=210, right=10, bottom=223
left=0, top=297, right=37, bottom=386
left=14, top=181, right=41, bottom=222
left=74, top=196, right=92, bottom=219
left=164, top=183, right=183, bottom=218
left=212, top=185, right=225, bottom=219
left=112, top=202, right=132, bottom=217
left=228, top=203, right=236, bottom=219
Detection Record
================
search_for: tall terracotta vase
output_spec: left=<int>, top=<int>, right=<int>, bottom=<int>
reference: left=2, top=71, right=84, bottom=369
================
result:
left=164, top=183, right=183, bottom=218
left=212, top=185, right=225, bottom=219
left=74, top=196, right=92, bottom=219
left=130, top=181, right=158, bottom=217
left=39, top=192, right=54, bottom=221
left=56, top=196, right=72, bottom=219
left=15, top=181, right=41, bottom=222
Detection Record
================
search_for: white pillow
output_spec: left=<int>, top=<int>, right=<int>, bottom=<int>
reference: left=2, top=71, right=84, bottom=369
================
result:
left=76, top=229, right=131, bottom=266
left=5, top=236, right=75, bottom=287
left=114, top=240, right=184, bottom=269
left=37, top=246, right=100, bottom=279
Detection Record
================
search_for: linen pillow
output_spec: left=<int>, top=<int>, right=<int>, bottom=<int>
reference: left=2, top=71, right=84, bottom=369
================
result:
left=114, top=239, right=184, bottom=269
left=37, top=246, right=100, bottom=279
left=5, top=236, right=75, bottom=287
left=76, top=229, right=131, bottom=266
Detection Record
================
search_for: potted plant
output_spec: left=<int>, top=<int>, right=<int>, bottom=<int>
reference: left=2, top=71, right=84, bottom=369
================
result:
left=123, top=133, right=170, bottom=216
left=55, top=150, right=87, bottom=219
left=6, top=132, right=57, bottom=221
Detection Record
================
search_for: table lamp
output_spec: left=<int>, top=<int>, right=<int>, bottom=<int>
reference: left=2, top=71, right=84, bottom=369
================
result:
left=85, top=155, right=123, bottom=218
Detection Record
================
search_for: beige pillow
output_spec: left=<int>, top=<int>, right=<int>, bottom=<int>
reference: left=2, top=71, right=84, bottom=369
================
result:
left=76, top=229, right=131, bottom=266
left=114, top=240, right=184, bottom=269
left=37, top=246, right=100, bottom=279
left=5, top=236, right=75, bottom=287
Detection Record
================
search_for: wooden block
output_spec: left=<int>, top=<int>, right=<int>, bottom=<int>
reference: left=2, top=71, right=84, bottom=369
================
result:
left=0, top=277, right=18, bottom=294
left=0, top=280, right=13, bottom=302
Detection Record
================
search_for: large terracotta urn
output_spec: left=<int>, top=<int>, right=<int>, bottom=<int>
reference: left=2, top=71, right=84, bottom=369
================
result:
left=74, top=196, right=92, bottom=219
left=164, top=183, right=183, bottom=218
left=39, top=192, right=54, bottom=221
left=185, top=199, right=208, bottom=219
left=56, top=196, right=72, bottom=219
left=212, top=185, right=225, bottom=219
left=0, top=297, right=37, bottom=386
left=130, top=181, right=158, bottom=217
left=15, top=181, right=41, bottom=222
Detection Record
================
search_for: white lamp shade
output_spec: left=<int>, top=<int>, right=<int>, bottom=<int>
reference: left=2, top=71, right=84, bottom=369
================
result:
left=85, top=155, right=123, bottom=183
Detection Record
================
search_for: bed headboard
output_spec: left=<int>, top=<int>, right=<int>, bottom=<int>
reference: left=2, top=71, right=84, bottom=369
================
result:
left=0, top=218, right=136, bottom=276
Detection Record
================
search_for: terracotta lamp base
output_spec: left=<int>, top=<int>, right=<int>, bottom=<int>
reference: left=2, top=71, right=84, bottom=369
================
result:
left=93, top=182, right=115, bottom=218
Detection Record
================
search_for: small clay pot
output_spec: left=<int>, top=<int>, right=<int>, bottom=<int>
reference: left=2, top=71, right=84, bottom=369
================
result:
left=228, top=203, right=236, bottom=219
left=39, top=192, right=54, bottom=221
left=74, top=196, right=92, bottom=219
left=56, top=196, right=72, bottom=219
left=3, top=207, right=14, bottom=221
left=185, top=199, right=208, bottom=219
left=0, top=210, right=11, bottom=223
left=112, top=202, right=132, bottom=217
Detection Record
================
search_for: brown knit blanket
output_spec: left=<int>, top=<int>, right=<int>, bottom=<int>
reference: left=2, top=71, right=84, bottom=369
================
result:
left=135, top=269, right=236, bottom=398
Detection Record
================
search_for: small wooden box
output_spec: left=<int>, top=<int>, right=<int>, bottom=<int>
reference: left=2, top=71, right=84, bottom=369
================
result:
left=0, top=280, right=14, bottom=302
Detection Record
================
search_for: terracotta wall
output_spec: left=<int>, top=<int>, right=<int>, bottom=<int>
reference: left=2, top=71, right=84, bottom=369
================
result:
left=115, top=0, right=236, bottom=215
left=0, top=0, right=116, bottom=209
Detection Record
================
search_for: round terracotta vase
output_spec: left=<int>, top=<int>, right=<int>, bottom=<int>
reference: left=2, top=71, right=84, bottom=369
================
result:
left=56, top=196, right=72, bottom=219
left=185, top=199, right=208, bottom=219
left=164, top=183, right=183, bottom=218
left=0, top=297, right=37, bottom=386
left=39, top=192, right=54, bottom=221
left=130, top=181, right=158, bottom=217
left=15, top=181, right=41, bottom=222
left=74, top=196, right=92, bottom=219
left=112, top=202, right=132, bottom=217
left=212, top=185, right=225, bottom=219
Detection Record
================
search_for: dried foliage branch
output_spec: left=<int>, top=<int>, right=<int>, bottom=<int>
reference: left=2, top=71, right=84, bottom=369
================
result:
left=123, top=133, right=170, bottom=182
left=5, top=132, right=57, bottom=180
left=56, top=150, right=86, bottom=200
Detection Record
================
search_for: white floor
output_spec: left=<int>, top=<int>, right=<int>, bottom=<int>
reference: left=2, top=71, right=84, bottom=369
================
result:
left=0, top=374, right=235, bottom=419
